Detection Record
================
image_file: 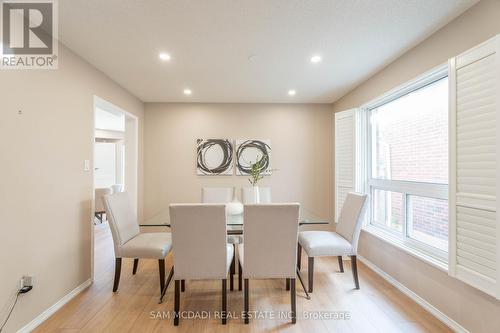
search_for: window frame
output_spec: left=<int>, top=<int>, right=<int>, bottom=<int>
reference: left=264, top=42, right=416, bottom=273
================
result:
left=360, top=64, right=449, bottom=265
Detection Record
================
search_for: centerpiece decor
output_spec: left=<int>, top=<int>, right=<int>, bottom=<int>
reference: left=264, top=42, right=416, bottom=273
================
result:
left=226, top=186, right=244, bottom=215
left=248, top=156, right=269, bottom=203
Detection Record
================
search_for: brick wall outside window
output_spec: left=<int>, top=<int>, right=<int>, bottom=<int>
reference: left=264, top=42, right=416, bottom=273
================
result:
left=371, top=77, right=449, bottom=247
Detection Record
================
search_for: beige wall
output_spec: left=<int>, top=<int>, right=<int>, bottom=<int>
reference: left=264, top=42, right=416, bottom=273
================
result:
left=332, top=1, right=500, bottom=332
left=143, top=103, right=333, bottom=225
left=0, top=44, right=144, bottom=332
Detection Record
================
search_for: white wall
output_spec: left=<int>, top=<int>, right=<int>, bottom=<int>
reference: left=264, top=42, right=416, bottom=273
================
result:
left=124, top=115, right=139, bottom=217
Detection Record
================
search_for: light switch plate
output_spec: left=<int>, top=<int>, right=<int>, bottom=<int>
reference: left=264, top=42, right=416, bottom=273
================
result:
left=84, top=160, right=90, bottom=171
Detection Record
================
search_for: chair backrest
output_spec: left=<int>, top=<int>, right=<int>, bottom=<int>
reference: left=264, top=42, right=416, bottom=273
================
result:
left=102, top=192, right=140, bottom=257
left=95, top=188, right=112, bottom=212
left=241, top=187, right=272, bottom=204
left=170, top=204, right=228, bottom=280
left=243, top=204, right=299, bottom=279
left=201, top=187, right=233, bottom=203
left=111, top=184, right=123, bottom=194
left=336, top=192, right=368, bottom=252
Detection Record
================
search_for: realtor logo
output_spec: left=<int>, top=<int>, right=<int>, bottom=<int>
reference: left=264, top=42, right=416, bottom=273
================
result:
left=1, top=0, right=58, bottom=69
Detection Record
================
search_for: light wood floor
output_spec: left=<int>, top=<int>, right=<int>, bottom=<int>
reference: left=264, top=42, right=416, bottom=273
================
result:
left=35, top=223, right=452, bottom=333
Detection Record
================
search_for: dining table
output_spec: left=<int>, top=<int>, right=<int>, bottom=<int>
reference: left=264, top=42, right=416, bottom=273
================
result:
left=140, top=205, right=329, bottom=301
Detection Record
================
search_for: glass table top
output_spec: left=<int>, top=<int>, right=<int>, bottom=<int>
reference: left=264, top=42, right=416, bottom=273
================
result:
left=140, top=206, right=329, bottom=227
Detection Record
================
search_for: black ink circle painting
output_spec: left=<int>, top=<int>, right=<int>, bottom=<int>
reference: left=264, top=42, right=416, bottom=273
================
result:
left=236, top=139, right=272, bottom=175
left=196, top=139, right=234, bottom=175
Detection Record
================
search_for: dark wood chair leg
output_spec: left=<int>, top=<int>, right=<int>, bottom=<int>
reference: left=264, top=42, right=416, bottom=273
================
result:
left=230, top=246, right=235, bottom=291
left=286, top=278, right=290, bottom=290
left=297, top=244, right=302, bottom=270
left=113, top=258, right=122, bottom=292
left=296, top=267, right=311, bottom=300
left=174, top=280, right=180, bottom=326
left=133, top=258, right=139, bottom=275
left=158, top=259, right=165, bottom=295
left=238, top=261, right=242, bottom=291
left=308, top=257, right=314, bottom=293
left=222, top=279, right=227, bottom=324
left=351, top=255, right=360, bottom=289
left=291, top=278, right=296, bottom=324
left=181, top=280, right=185, bottom=292
left=338, top=256, right=344, bottom=272
left=244, top=279, right=249, bottom=324
left=159, top=266, right=174, bottom=304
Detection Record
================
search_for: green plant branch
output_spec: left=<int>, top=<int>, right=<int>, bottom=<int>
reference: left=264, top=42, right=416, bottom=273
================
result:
left=248, top=155, right=273, bottom=186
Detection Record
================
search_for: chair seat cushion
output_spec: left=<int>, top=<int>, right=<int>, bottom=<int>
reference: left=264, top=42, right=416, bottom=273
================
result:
left=298, top=231, right=354, bottom=257
left=121, top=232, right=172, bottom=259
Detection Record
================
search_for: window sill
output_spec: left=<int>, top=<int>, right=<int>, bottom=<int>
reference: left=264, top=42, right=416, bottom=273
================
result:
left=362, top=226, right=449, bottom=273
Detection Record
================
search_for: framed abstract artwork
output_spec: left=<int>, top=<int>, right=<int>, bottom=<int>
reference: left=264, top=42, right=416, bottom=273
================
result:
left=196, top=139, right=234, bottom=175
left=235, top=139, right=272, bottom=175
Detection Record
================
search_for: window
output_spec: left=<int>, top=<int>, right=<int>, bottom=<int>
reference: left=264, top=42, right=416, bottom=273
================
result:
left=365, top=71, right=449, bottom=261
left=372, top=189, right=403, bottom=233
left=407, top=195, right=448, bottom=252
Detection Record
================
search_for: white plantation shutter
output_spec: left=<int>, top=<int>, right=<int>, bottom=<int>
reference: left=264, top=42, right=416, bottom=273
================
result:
left=449, top=34, right=500, bottom=299
left=335, top=109, right=356, bottom=222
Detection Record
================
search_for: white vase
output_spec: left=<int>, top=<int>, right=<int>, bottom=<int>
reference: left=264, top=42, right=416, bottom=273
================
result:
left=253, top=186, right=260, bottom=204
left=226, top=186, right=243, bottom=215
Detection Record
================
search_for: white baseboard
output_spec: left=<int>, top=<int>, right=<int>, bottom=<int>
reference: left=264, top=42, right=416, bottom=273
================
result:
left=17, top=279, right=92, bottom=333
left=357, top=256, right=469, bottom=333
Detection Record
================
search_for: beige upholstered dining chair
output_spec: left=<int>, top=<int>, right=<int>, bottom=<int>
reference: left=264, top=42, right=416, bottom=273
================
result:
left=169, top=204, right=234, bottom=325
left=201, top=187, right=240, bottom=291
left=103, top=192, right=173, bottom=296
left=298, top=192, right=367, bottom=292
left=238, top=204, right=300, bottom=324
left=201, top=187, right=233, bottom=203
left=241, top=187, right=272, bottom=204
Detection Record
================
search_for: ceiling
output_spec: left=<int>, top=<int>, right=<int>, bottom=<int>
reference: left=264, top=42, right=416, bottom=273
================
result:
left=59, top=0, right=477, bottom=103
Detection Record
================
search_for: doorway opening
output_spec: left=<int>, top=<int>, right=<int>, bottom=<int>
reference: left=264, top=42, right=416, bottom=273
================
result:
left=92, top=96, right=138, bottom=281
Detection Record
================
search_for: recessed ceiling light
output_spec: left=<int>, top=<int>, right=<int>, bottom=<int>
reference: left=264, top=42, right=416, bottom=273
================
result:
left=288, top=90, right=296, bottom=96
left=159, top=52, right=171, bottom=61
left=183, top=89, right=192, bottom=95
left=310, top=55, right=322, bottom=63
